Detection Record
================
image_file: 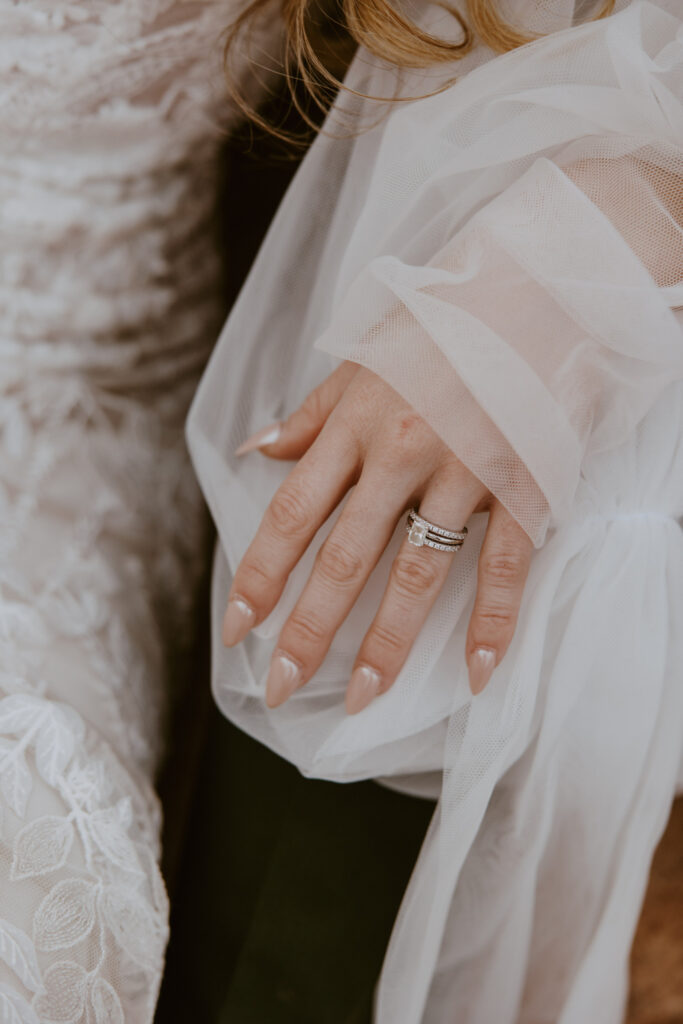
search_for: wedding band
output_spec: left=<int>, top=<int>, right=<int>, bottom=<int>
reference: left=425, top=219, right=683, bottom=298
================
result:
left=406, top=508, right=468, bottom=553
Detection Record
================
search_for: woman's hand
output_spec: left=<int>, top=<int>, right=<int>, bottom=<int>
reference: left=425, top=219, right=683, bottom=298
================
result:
left=223, top=363, right=533, bottom=713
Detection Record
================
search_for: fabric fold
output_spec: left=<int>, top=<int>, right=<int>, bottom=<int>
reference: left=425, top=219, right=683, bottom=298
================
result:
left=186, top=1, right=683, bottom=1020
left=317, top=142, right=683, bottom=547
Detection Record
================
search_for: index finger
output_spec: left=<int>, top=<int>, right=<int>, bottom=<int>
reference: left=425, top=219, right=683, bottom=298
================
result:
left=222, top=423, right=360, bottom=646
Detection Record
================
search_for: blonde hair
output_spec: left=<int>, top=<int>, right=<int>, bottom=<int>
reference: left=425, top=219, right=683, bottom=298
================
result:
left=225, top=0, right=616, bottom=142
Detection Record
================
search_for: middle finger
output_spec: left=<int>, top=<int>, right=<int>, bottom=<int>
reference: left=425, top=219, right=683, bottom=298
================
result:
left=264, top=466, right=419, bottom=707
left=347, top=471, right=484, bottom=713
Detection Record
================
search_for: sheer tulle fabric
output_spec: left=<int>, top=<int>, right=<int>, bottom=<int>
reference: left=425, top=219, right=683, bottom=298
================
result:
left=188, top=1, right=683, bottom=1021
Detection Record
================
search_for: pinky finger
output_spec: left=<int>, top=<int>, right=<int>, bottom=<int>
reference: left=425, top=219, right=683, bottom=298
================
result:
left=466, top=501, right=533, bottom=695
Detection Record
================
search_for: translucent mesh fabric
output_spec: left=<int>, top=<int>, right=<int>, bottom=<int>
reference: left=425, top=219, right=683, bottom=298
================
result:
left=187, top=1, right=683, bottom=1021
left=315, top=15, right=683, bottom=544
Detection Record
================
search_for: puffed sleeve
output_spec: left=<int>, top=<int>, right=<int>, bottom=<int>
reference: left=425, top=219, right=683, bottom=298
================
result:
left=315, top=2, right=683, bottom=546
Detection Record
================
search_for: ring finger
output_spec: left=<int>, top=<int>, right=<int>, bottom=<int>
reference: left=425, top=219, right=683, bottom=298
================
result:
left=347, top=473, right=483, bottom=714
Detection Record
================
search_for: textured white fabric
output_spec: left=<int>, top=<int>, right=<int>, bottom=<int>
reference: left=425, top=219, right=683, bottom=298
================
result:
left=0, top=2, right=265, bottom=1020
left=188, top=1, right=683, bottom=1022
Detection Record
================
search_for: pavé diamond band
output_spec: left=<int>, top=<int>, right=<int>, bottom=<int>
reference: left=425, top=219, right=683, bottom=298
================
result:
left=406, top=509, right=468, bottom=553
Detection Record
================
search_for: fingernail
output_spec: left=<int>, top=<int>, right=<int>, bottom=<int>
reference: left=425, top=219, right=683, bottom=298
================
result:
left=468, top=647, right=497, bottom=695
left=266, top=652, right=302, bottom=708
left=235, top=422, right=282, bottom=457
left=222, top=597, right=255, bottom=647
left=346, top=665, right=381, bottom=715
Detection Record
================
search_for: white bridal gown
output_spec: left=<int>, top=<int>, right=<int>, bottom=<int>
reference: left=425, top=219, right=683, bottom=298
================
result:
left=0, top=2, right=269, bottom=1020
left=188, top=0, right=683, bottom=1021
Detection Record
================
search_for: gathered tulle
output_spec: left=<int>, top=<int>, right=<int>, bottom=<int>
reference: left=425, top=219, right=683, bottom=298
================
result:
left=188, top=1, right=683, bottom=1021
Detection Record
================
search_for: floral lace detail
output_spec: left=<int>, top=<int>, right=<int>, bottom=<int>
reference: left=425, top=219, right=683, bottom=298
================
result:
left=0, top=694, right=167, bottom=1022
left=0, top=0, right=261, bottom=1018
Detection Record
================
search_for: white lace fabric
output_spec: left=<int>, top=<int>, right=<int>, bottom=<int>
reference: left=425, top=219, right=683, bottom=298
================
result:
left=0, top=1, right=256, bottom=1020
left=188, top=2, right=683, bottom=1021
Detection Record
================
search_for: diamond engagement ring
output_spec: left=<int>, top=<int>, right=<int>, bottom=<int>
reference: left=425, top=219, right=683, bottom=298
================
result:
left=406, top=508, right=468, bottom=553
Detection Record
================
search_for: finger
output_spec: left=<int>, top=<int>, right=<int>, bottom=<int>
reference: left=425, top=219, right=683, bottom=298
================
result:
left=466, top=501, right=533, bottom=695
left=264, top=468, right=416, bottom=708
left=347, top=473, right=481, bottom=714
left=235, top=362, right=358, bottom=461
left=223, top=420, right=360, bottom=647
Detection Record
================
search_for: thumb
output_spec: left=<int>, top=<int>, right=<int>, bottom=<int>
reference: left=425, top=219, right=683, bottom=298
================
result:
left=235, top=361, right=358, bottom=461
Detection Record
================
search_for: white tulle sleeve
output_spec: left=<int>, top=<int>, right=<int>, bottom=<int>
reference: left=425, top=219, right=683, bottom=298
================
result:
left=186, top=5, right=683, bottom=1021
left=316, top=7, right=683, bottom=546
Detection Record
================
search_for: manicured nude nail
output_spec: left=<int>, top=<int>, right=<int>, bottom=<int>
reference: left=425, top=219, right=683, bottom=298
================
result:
left=266, top=652, right=302, bottom=708
left=235, top=422, right=282, bottom=457
left=346, top=666, right=381, bottom=715
left=468, top=647, right=496, bottom=695
left=222, top=598, right=255, bottom=647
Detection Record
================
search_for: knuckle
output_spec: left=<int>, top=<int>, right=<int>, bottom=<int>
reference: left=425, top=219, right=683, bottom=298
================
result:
left=236, top=557, right=274, bottom=599
left=473, top=603, right=516, bottom=633
left=366, top=621, right=405, bottom=658
left=316, top=538, right=366, bottom=587
left=374, top=412, right=427, bottom=470
left=299, top=386, right=325, bottom=428
left=285, top=609, right=328, bottom=648
left=266, top=485, right=310, bottom=538
left=391, top=551, right=441, bottom=598
left=392, top=415, right=427, bottom=463
left=481, top=553, right=525, bottom=588
left=394, top=411, right=426, bottom=444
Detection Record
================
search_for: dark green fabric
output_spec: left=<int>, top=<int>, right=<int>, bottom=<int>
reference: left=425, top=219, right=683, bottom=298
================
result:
left=156, top=707, right=434, bottom=1024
